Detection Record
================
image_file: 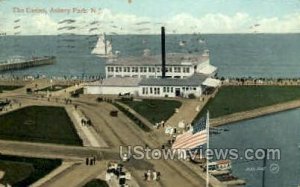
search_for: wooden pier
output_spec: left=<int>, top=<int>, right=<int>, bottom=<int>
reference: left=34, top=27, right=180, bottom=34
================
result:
left=0, top=56, right=56, bottom=72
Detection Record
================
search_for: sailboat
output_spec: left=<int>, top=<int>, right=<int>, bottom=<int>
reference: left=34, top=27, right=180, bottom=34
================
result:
left=91, top=33, right=114, bottom=58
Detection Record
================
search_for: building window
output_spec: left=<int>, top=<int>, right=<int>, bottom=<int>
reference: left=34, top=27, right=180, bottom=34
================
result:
left=193, top=87, right=197, bottom=90
left=168, top=67, right=172, bottom=72
left=163, top=87, right=166, bottom=93
left=132, top=67, right=138, bottom=73
left=183, top=67, right=190, bottom=73
left=170, top=87, right=174, bottom=93
left=124, top=67, right=130, bottom=72
left=111, top=67, right=114, bottom=72
left=154, top=87, right=160, bottom=95
left=150, top=87, right=153, bottom=94
left=156, top=67, right=161, bottom=73
left=140, top=67, right=147, bottom=73
left=149, top=67, right=155, bottom=72
left=167, top=87, right=170, bottom=93
left=174, top=67, right=181, bottom=73
left=116, top=67, right=122, bottom=73
left=142, top=87, right=146, bottom=94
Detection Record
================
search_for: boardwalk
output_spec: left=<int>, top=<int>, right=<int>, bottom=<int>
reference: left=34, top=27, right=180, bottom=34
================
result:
left=165, top=97, right=208, bottom=128
left=211, top=98, right=300, bottom=127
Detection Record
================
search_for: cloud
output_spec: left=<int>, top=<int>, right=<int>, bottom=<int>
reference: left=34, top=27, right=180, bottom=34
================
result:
left=166, top=12, right=300, bottom=33
left=1, top=9, right=300, bottom=35
left=257, top=13, right=300, bottom=33
left=165, top=12, right=252, bottom=33
left=25, top=14, right=58, bottom=35
left=1, top=14, right=58, bottom=35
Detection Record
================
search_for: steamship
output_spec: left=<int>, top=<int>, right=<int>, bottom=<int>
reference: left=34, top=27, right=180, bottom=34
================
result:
left=84, top=27, right=220, bottom=98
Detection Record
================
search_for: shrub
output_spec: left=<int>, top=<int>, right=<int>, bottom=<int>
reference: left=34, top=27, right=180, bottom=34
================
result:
left=96, top=97, right=103, bottom=102
left=188, top=93, right=196, bottom=99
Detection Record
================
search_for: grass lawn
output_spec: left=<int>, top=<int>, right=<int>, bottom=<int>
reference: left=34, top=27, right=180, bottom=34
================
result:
left=196, top=86, right=300, bottom=119
left=83, top=179, right=109, bottom=187
left=120, top=99, right=182, bottom=124
left=0, top=155, right=61, bottom=187
left=0, top=85, right=23, bottom=93
left=38, top=85, right=69, bottom=92
left=0, top=106, right=82, bottom=146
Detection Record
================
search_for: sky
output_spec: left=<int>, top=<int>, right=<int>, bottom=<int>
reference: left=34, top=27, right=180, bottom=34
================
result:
left=0, top=0, right=300, bottom=35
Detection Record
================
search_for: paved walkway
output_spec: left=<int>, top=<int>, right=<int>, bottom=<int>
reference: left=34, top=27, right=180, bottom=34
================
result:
left=76, top=100, right=224, bottom=187
left=211, top=98, right=300, bottom=127
left=41, top=161, right=108, bottom=187
left=0, top=86, right=225, bottom=187
left=165, top=98, right=204, bottom=128
left=116, top=101, right=154, bottom=129
left=66, top=106, right=107, bottom=148
left=30, top=161, right=77, bottom=187
left=0, top=140, right=115, bottom=160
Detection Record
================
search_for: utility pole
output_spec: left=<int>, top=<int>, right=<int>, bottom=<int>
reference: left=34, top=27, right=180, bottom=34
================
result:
left=262, top=149, right=267, bottom=187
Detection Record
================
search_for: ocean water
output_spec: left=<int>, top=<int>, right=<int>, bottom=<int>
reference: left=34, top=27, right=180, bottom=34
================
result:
left=211, top=109, right=300, bottom=187
left=1, top=34, right=300, bottom=186
left=0, top=34, right=300, bottom=78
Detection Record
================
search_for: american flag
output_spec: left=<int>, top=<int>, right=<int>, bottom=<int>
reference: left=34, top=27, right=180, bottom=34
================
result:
left=172, top=113, right=208, bottom=150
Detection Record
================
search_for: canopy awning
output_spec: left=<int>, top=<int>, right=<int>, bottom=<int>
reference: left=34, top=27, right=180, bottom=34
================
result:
left=198, top=64, right=217, bottom=75
left=202, top=78, right=221, bottom=88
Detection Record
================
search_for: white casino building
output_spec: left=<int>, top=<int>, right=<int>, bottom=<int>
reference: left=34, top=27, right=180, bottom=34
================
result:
left=84, top=27, right=220, bottom=98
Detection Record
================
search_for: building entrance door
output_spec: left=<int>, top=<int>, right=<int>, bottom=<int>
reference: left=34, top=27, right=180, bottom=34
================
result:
left=175, top=88, right=180, bottom=97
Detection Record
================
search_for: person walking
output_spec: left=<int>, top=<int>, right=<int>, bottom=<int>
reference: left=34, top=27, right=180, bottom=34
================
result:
left=89, top=157, right=93, bottom=166
left=157, top=171, right=161, bottom=181
left=147, top=170, right=151, bottom=181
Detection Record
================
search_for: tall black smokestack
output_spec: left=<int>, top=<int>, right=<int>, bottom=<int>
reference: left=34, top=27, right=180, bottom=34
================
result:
left=161, top=27, right=166, bottom=78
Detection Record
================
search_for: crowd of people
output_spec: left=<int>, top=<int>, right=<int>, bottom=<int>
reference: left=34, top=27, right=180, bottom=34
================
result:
left=105, top=161, right=131, bottom=187
left=144, top=169, right=161, bottom=181
left=85, top=156, right=97, bottom=166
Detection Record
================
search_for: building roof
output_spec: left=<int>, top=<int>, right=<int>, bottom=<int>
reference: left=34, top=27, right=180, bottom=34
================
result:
left=202, top=78, right=221, bottom=87
left=86, top=77, right=141, bottom=87
left=198, top=64, right=217, bottom=75
left=139, top=73, right=207, bottom=86
left=106, top=53, right=209, bottom=66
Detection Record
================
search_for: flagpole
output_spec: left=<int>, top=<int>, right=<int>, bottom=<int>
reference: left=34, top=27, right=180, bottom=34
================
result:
left=206, top=111, right=210, bottom=187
